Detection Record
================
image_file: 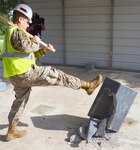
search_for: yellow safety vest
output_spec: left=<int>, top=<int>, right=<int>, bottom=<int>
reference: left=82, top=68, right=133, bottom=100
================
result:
left=2, top=26, right=36, bottom=78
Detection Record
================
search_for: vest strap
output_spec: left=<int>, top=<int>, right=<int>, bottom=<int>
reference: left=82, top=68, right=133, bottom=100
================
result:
left=2, top=52, right=35, bottom=60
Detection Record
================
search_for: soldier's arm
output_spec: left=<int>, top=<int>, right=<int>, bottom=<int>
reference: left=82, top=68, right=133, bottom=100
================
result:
left=11, top=28, right=40, bottom=53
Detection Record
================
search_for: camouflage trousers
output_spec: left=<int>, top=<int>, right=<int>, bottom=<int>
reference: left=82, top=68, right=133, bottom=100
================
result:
left=9, top=65, right=81, bottom=124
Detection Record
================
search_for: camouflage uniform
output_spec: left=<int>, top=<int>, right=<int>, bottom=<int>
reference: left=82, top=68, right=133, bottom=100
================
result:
left=8, top=29, right=81, bottom=124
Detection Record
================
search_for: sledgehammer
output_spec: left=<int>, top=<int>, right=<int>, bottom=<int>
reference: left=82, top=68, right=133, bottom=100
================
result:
left=0, top=15, right=56, bottom=52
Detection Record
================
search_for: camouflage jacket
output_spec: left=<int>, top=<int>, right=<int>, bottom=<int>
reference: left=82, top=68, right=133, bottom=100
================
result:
left=11, top=28, right=45, bottom=59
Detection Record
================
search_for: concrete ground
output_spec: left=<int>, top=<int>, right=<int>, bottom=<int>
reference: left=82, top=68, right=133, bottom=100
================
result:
left=0, top=65, right=140, bottom=150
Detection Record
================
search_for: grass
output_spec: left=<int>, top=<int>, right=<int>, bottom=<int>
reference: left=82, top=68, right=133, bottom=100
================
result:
left=0, top=40, right=3, bottom=50
left=0, top=35, right=4, bottom=39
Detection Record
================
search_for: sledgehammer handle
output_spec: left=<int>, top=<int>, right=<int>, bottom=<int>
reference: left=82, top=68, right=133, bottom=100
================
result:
left=0, top=16, right=55, bottom=52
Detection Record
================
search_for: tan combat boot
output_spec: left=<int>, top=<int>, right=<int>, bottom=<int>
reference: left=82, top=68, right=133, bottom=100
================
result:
left=81, top=74, right=102, bottom=95
left=6, top=123, right=27, bottom=141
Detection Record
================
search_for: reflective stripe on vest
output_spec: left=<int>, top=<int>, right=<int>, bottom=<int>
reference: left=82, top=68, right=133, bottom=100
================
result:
left=2, top=52, right=35, bottom=60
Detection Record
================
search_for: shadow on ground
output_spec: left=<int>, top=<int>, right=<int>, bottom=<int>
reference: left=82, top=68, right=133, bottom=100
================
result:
left=31, top=114, right=88, bottom=131
left=31, top=114, right=89, bottom=147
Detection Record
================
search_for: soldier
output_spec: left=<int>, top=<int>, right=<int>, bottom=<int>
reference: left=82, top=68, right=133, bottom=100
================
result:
left=2, top=4, right=102, bottom=141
